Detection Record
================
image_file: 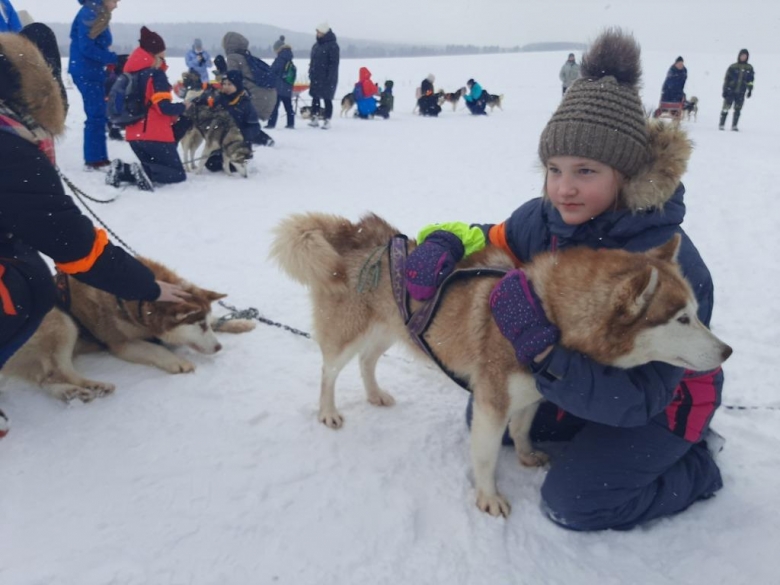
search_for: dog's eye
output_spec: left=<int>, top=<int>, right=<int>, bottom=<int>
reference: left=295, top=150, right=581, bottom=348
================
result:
left=677, top=315, right=691, bottom=325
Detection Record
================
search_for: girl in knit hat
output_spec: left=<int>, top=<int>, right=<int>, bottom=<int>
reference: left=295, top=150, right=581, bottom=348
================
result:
left=107, top=26, right=189, bottom=190
left=405, top=28, right=724, bottom=531
left=267, top=36, right=296, bottom=129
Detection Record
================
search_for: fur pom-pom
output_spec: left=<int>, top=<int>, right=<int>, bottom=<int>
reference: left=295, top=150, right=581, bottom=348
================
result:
left=581, top=27, right=642, bottom=87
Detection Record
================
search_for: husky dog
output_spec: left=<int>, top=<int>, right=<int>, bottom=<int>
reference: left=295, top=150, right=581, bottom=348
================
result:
left=683, top=96, right=699, bottom=122
left=270, top=213, right=732, bottom=517
left=441, top=87, right=465, bottom=111
left=1, top=258, right=255, bottom=402
left=299, top=105, right=313, bottom=120
left=340, top=92, right=356, bottom=117
left=486, top=93, right=504, bottom=112
left=180, top=104, right=252, bottom=177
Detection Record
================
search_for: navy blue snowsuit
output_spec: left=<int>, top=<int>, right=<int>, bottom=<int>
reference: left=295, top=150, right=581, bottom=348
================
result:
left=467, top=184, right=724, bottom=531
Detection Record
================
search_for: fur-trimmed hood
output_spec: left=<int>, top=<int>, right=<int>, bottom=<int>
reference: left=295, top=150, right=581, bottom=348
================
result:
left=0, top=32, right=65, bottom=136
left=621, top=120, right=692, bottom=211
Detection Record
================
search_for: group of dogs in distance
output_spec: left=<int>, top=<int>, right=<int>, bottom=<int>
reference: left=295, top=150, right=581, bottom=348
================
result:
left=340, top=86, right=505, bottom=117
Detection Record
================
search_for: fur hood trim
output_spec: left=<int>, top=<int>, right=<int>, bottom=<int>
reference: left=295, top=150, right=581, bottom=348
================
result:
left=621, top=120, right=692, bottom=211
left=0, top=33, right=65, bottom=136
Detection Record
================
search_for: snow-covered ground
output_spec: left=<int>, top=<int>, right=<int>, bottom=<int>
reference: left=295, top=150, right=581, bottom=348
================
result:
left=1, top=48, right=779, bottom=585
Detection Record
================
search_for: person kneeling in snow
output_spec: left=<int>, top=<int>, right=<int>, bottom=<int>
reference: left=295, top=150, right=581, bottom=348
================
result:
left=463, top=78, right=488, bottom=115
left=106, top=27, right=189, bottom=190
left=204, top=70, right=274, bottom=172
left=353, top=67, right=389, bottom=120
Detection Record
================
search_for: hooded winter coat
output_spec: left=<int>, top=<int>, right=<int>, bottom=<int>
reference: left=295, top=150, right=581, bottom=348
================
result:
left=68, top=0, right=117, bottom=83
left=184, top=42, right=212, bottom=83
left=477, top=122, right=721, bottom=438
left=222, top=32, right=277, bottom=121
left=354, top=67, right=379, bottom=117
left=559, top=60, right=580, bottom=89
left=309, top=29, right=340, bottom=100
left=723, top=50, right=755, bottom=98
left=0, top=33, right=158, bottom=366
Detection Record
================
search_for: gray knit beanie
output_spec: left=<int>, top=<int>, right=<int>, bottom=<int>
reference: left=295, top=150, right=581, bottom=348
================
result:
left=539, top=28, right=649, bottom=179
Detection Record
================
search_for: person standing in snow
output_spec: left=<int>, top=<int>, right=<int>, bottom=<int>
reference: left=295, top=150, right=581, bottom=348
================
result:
left=267, top=35, right=296, bottom=129
left=405, top=29, right=725, bottom=531
left=185, top=38, right=212, bottom=85
left=660, top=56, right=687, bottom=103
left=0, top=33, right=189, bottom=438
left=559, top=52, right=580, bottom=95
left=68, top=0, right=119, bottom=170
left=719, top=49, right=754, bottom=131
left=308, top=22, right=339, bottom=129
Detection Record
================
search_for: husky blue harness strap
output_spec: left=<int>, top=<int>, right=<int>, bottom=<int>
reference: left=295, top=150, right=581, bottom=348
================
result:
left=388, top=235, right=508, bottom=393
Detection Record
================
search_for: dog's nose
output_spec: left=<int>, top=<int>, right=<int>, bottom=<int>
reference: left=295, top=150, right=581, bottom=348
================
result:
left=721, top=345, right=733, bottom=362
left=214, top=343, right=222, bottom=353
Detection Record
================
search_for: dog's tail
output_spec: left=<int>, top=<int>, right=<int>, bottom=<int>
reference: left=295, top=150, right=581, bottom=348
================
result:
left=270, top=213, right=350, bottom=294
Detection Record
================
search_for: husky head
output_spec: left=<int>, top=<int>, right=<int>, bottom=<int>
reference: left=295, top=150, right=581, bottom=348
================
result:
left=155, top=288, right=228, bottom=354
left=541, top=235, right=732, bottom=371
left=222, top=127, right=252, bottom=178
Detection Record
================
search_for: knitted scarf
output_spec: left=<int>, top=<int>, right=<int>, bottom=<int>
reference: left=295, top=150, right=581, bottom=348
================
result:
left=0, top=101, right=56, bottom=165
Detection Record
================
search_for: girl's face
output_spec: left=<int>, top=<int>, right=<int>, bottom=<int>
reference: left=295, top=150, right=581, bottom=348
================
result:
left=104, top=0, right=120, bottom=12
left=545, top=156, right=622, bottom=225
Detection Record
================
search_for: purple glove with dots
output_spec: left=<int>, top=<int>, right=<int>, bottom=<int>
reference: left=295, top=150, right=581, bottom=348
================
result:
left=405, top=231, right=464, bottom=301
left=489, top=269, right=560, bottom=365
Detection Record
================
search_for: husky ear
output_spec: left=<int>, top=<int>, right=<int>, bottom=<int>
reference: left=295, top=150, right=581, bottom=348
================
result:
left=201, top=289, right=227, bottom=303
left=174, top=303, right=201, bottom=322
left=614, top=265, right=659, bottom=322
left=647, top=234, right=682, bottom=264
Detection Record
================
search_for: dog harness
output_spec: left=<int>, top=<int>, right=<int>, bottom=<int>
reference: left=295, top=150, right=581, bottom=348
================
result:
left=388, top=235, right=507, bottom=392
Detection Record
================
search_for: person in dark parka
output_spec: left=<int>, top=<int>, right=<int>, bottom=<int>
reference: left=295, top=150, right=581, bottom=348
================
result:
left=405, top=30, right=725, bottom=531
left=417, top=73, right=440, bottom=117
left=0, top=33, right=189, bottom=436
left=68, top=0, right=119, bottom=169
left=661, top=56, right=687, bottom=103
left=308, top=22, right=339, bottom=129
left=267, top=35, right=295, bottom=129
left=719, top=48, right=754, bottom=131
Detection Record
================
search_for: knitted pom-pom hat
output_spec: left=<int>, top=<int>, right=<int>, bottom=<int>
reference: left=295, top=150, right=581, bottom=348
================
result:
left=539, top=28, right=649, bottom=179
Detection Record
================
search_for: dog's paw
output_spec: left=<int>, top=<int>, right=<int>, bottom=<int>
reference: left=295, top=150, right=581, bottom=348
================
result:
left=367, top=390, right=395, bottom=407
left=50, top=383, right=113, bottom=404
left=476, top=490, right=512, bottom=518
left=319, top=409, right=344, bottom=429
left=517, top=449, right=550, bottom=467
left=162, top=358, right=196, bottom=374
left=213, top=319, right=256, bottom=334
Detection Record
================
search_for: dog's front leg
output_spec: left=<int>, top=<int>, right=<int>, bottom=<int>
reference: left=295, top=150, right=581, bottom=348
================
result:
left=470, top=398, right=512, bottom=517
left=109, top=340, right=195, bottom=374
left=508, top=401, right=548, bottom=467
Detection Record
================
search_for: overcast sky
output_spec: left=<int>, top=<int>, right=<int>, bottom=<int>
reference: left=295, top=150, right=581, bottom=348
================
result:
left=23, top=0, right=778, bottom=53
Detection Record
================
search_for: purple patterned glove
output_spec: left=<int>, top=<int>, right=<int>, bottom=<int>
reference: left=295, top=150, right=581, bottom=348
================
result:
left=405, top=231, right=465, bottom=301
left=490, top=269, right=560, bottom=365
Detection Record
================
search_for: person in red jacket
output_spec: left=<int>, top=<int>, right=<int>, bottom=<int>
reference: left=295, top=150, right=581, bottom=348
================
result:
left=106, top=27, right=189, bottom=190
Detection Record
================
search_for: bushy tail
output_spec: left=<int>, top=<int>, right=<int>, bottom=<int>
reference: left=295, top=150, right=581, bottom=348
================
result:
left=270, top=213, right=350, bottom=295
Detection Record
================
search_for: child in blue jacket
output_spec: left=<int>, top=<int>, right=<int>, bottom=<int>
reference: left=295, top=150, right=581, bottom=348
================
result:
left=463, top=78, right=487, bottom=115
left=405, top=30, right=724, bottom=531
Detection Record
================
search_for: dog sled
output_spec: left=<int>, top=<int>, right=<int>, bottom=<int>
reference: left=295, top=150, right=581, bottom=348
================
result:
left=292, top=82, right=311, bottom=115
left=652, top=99, right=684, bottom=123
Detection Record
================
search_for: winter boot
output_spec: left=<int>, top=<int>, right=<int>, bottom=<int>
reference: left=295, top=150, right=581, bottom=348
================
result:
left=308, top=117, right=320, bottom=128
left=731, top=110, right=741, bottom=131
left=718, top=111, right=728, bottom=130
left=108, top=126, right=124, bottom=141
left=105, top=159, right=123, bottom=187
left=130, top=163, right=154, bottom=192
left=321, top=119, right=331, bottom=130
